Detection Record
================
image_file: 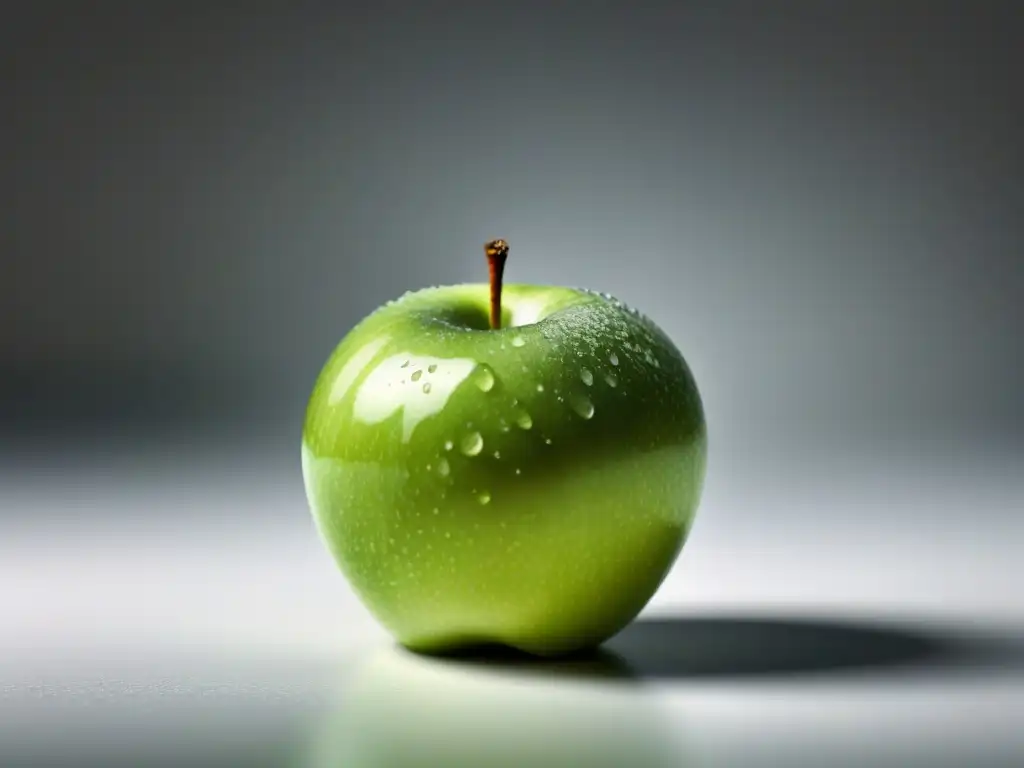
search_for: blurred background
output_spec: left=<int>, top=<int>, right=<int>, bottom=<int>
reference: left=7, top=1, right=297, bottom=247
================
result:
left=2, top=2, right=1022, bottom=766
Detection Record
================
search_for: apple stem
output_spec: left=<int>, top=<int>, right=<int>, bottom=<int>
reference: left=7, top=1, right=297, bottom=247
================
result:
left=484, top=239, right=509, bottom=330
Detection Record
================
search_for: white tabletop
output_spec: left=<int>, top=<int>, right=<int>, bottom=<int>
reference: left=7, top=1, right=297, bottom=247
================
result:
left=2, top=441, right=1021, bottom=766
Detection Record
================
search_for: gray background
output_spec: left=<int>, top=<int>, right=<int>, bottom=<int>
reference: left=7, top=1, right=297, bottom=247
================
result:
left=4, top=1, right=1021, bottom=451
left=2, top=2, right=1022, bottom=766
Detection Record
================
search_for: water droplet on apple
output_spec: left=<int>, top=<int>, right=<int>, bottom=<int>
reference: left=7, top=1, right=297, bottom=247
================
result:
left=498, top=418, right=510, bottom=432
left=460, top=431, right=484, bottom=456
left=473, top=364, right=495, bottom=392
left=422, top=382, right=432, bottom=394
left=427, top=364, right=437, bottom=373
left=605, top=373, right=618, bottom=388
left=437, top=457, right=450, bottom=476
left=511, top=336, right=526, bottom=347
left=536, top=383, right=544, bottom=392
left=515, top=410, right=533, bottom=430
left=580, top=368, right=594, bottom=386
left=515, top=468, right=521, bottom=475
left=445, top=532, right=451, bottom=538
left=477, top=491, right=491, bottom=505
left=544, top=437, right=553, bottom=445
left=432, top=507, right=439, bottom=515
left=401, top=360, right=410, bottom=368
left=609, top=352, right=619, bottom=366
left=411, top=370, right=423, bottom=382
left=493, top=450, right=501, bottom=459
left=444, top=440, right=453, bottom=451
left=570, top=393, right=595, bottom=419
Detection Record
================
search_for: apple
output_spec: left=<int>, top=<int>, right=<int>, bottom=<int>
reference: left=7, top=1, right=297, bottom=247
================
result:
left=302, top=240, right=706, bottom=656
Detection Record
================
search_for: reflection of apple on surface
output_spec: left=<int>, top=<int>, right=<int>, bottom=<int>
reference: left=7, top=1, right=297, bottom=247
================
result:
left=301, top=647, right=686, bottom=768
left=302, top=240, right=707, bottom=655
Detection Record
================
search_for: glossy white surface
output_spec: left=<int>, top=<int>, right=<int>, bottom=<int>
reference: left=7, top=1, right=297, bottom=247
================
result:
left=2, top=443, right=1022, bottom=766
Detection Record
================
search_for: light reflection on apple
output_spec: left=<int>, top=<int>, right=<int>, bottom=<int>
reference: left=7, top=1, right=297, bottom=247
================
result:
left=352, top=353, right=479, bottom=442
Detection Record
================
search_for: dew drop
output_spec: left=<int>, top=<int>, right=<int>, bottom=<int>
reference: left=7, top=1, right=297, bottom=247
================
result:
left=444, top=440, right=453, bottom=451
left=474, top=364, right=495, bottom=392
left=427, top=364, right=437, bottom=373
left=411, top=370, right=423, bottom=382
left=445, top=532, right=451, bottom=539
left=536, top=383, right=545, bottom=392
left=432, top=508, right=439, bottom=515
left=544, top=437, right=553, bottom=445
left=511, top=336, right=526, bottom=347
left=422, top=382, right=432, bottom=394
left=498, top=419, right=510, bottom=433
left=605, top=373, right=618, bottom=388
left=460, top=431, right=484, bottom=456
left=515, top=468, right=521, bottom=475
left=515, top=410, right=533, bottom=430
left=493, top=450, right=501, bottom=459
left=609, top=352, right=619, bottom=366
left=570, top=393, right=595, bottom=419
left=401, top=360, right=410, bottom=368
left=477, top=491, right=491, bottom=505
left=437, top=457, right=450, bottom=476
left=580, top=368, right=594, bottom=386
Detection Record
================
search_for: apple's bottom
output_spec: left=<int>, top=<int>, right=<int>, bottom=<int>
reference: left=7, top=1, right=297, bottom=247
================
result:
left=305, top=442, right=704, bottom=658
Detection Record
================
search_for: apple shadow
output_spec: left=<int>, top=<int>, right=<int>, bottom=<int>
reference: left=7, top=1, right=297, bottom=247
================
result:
left=411, top=614, right=1024, bottom=683
left=412, top=643, right=637, bottom=681
left=607, top=614, right=1024, bottom=680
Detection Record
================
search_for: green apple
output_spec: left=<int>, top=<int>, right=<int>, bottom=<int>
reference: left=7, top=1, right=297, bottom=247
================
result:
left=302, top=242, right=706, bottom=656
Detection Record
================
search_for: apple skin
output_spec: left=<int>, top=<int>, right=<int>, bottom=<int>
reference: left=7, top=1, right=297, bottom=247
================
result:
left=302, top=283, right=706, bottom=656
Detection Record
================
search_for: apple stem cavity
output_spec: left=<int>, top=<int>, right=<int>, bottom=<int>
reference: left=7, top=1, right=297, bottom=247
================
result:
left=485, top=238, right=509, bottom=330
